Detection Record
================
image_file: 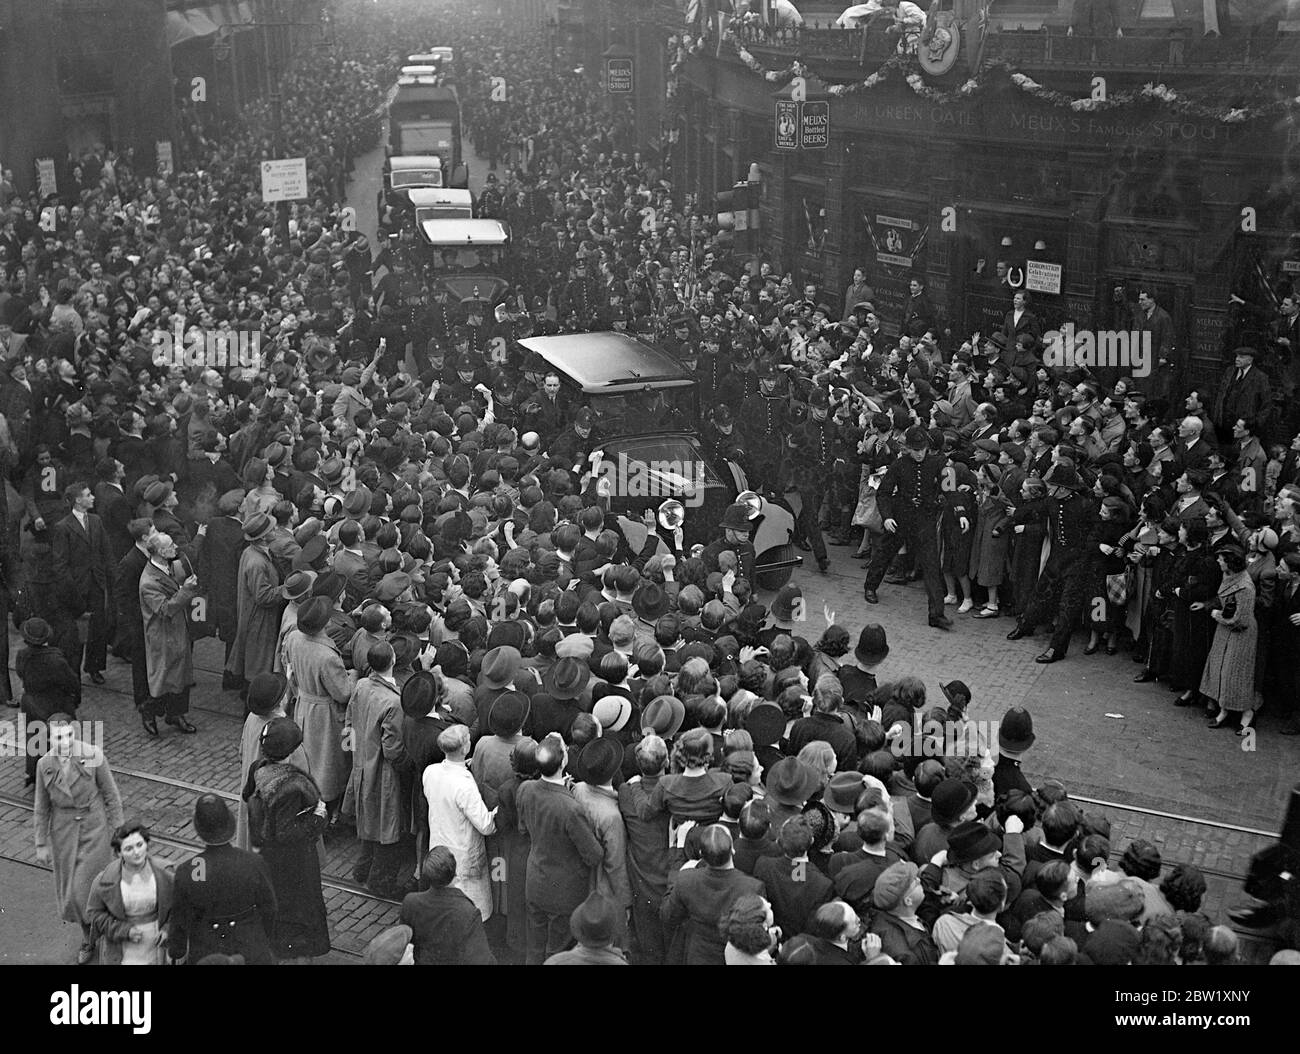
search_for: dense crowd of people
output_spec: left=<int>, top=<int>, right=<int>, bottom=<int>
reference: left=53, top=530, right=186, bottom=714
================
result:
left=5, top=0, right=1299, bottom=966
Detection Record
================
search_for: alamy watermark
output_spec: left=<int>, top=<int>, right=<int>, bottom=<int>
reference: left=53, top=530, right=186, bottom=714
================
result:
left=0, top=717, right=105, bottom=763
left=151, top=322, right=262, bottom=371
left=1043, top=323, right=1153, bottom=378
left=591, top=452, right=707, bottom=508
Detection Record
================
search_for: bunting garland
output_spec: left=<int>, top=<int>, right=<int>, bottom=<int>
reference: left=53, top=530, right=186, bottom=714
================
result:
left=710, top=23, right=1288, bottom=124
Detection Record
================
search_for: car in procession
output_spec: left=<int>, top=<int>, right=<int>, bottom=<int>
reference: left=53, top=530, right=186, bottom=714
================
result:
left=517, top=332, right=802, bottom=590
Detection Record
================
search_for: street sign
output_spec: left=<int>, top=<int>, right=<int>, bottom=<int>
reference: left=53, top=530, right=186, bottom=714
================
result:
left=800, top=102, right=829, bottom=150
left=35, top=158, right=57, bottom=198
left=605, top=57, right=633, bottom=94
left=260, top=158, right=307, bottom=203
left=774, top=100, right=799, bottom=150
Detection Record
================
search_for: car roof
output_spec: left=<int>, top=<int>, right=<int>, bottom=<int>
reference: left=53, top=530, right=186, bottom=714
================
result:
left=407, top=188, right=472, bottom=206
left=388, top=155, right=442, bottom=170
left=400, top=65, right=439, bottom=77
left=517, top=333, right=694, bottom=393
left=418, top=218, right=509, bottom=246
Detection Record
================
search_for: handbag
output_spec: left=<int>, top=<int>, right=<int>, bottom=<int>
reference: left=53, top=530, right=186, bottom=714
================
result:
left=1105, top=571, right=1130, bottom=606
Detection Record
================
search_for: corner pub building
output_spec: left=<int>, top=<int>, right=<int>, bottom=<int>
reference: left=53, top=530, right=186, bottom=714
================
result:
left=578, top=0, right=1300, bottom=390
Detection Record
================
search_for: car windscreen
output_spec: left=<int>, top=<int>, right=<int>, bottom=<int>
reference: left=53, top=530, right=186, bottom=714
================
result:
left=424, top=244, right=505, bottom=270
left=597, top=435, right=723, bottom=488
left=584, top=386, right=696, bottom=430
left=392, top=170, right=442, bottom=188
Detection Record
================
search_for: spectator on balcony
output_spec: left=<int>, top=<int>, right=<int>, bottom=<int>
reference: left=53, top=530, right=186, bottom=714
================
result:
left=740, top=0, right=805, bottom=28
left=1068, top=0, right=1122, bottom=38
left=901, top=276, right=936, bottom=340
left=838, top=0, right=925, bottom=48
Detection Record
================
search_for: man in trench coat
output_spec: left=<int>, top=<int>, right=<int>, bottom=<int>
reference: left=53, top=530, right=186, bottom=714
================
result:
left=225, top=513, right=283, bottom=699
left=138, top=532, right=201, bottom=734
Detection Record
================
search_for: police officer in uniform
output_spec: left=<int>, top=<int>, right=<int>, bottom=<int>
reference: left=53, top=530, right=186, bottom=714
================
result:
left=862, top=426, right=952, bottom=629
left=168, top=794, right=279, bottom=964
left=789, top=389, right=841, bottom=574
left=1006, top=463, right=1097, bottom=662
left=701, top=502, right=757, bottom=585
left=558, top=255, right=602, bottom=328
left=702, top=406, right=740, bottom=467
left=743, top=359, right=789, bottom=492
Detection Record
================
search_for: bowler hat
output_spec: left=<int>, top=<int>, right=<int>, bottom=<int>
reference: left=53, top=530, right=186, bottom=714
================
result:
left=764, top=757, right=820, bottom=807
left=641, top=695, right=686, bottom=738
left=744, top=703, right=785, bottom=747
left=193, top=793, right=236, bottom=845
left=543, top=656, right=587, bottom=700
left=576, top=737, right=624, bottom=785
left=246, top=672, right=287, bottom=716
left=904, top=426, right=930, bottom=451
left=998, top=706, right=1036, bottom=754
left=854, top=624, right=889, bottom=666
left=931, top=778, right=977, bottom=824
left=21, top=617, right=53, bottom=647
left=946, top=820, right=1002, bottom=866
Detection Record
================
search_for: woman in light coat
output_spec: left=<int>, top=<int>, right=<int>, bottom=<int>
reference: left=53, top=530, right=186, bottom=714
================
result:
left=85, top=821, right=174, bottom=966
left=283, top=596, right=355, bottom=821
left=33, top=715, right=123, bottom=963
left=1203, top=546, right=1260, bottom=735
left=423, top=724, right=497, bottom=920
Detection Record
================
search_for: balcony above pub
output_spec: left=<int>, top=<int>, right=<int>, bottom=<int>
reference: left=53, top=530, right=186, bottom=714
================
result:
left=716, top=0, right=1300, bottom=81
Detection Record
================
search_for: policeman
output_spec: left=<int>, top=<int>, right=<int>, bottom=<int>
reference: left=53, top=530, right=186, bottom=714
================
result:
left=789, top=389, right=842, bottom=574
left=1006, top=463, right=1098, bottom=662
left=168, top=794, right=279, bottom=964
left=742, top=359, right=789, bottom=491
left=701, top=501, right=757, bottom=586
left=702, top=405, right=740, bottom=466
left=862, top=425, right=952, bottom=629
left=694, top=328, right=730, bottom=407
left=558, top=255, right=602, bottom=326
